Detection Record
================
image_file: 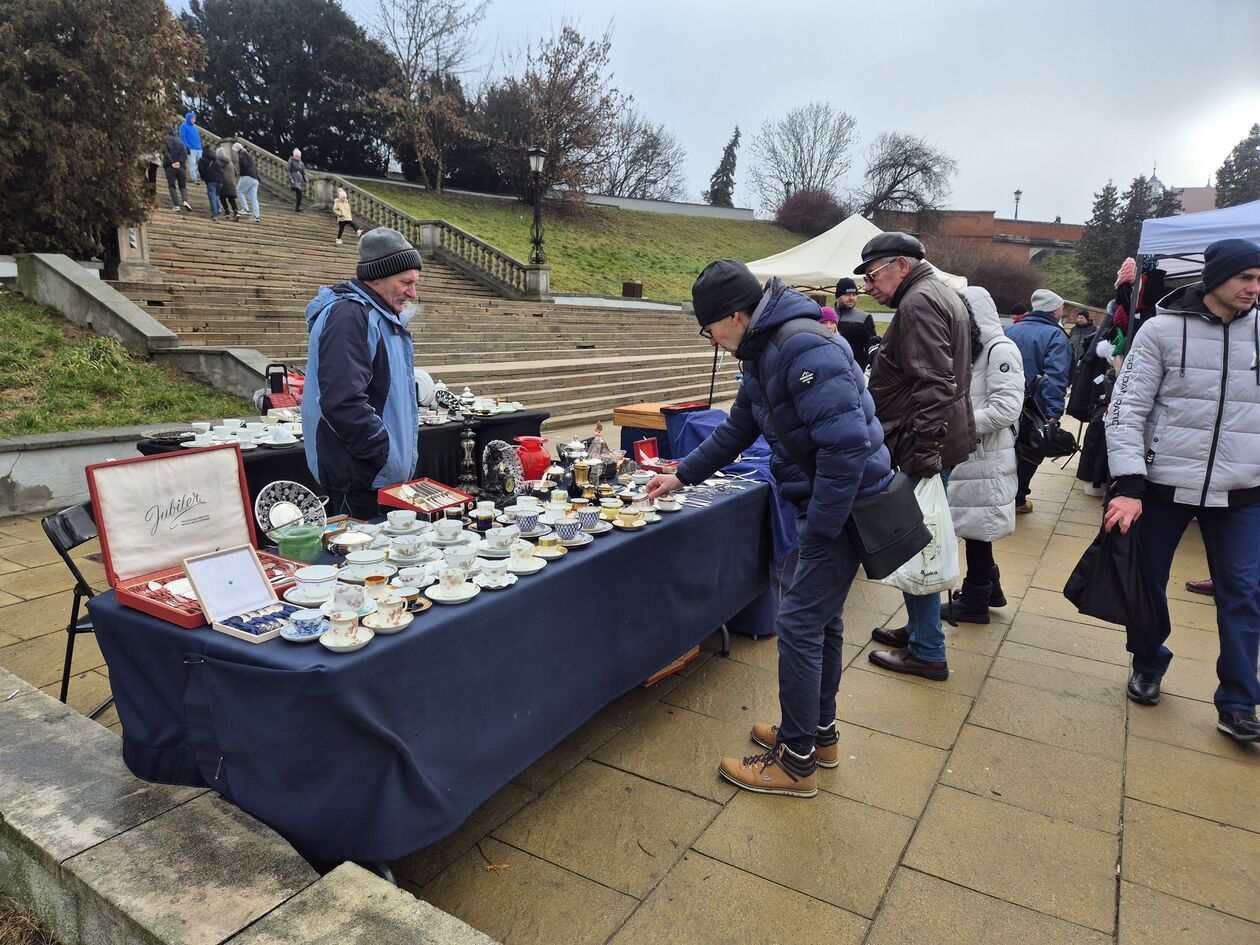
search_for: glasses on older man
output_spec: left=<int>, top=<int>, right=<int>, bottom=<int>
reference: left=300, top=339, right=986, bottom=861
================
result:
left=862, top=259, right=897, bottom=284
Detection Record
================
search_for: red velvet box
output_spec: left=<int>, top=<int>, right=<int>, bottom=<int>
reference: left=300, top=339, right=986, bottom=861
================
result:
left=85, top=444, right=301, bottom=628
left=377, top=478, right=473, bottom=520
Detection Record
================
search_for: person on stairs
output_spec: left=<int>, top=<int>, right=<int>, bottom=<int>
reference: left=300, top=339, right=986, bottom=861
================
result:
left=180, top=111, right=202, bottom=183
left=196, top=148, right=224, bottom=221
left=289, top=148, right=307, bottom=212
left=233, top=142, right=261, bottom=222
left=162, top=124, right=192, bottom=212
left=216, top=147, right=240, bottom=220
left=333, top=189, right=362, bottom=244
left=940, top=286, right=1025, bottom=625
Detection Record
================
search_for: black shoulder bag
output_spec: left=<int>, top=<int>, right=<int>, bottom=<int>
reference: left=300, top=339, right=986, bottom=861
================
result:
left=766, top=319, right=930, bottom=579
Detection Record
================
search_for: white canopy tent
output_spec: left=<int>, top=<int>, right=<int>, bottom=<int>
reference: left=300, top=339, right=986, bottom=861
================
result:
left=1137, top=198, right=1260, bottom=276
left=747, top=214, right=967, bottom=291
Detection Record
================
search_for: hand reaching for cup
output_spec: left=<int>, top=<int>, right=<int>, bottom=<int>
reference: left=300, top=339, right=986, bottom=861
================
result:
left=646, top=473, right=682, bottom=500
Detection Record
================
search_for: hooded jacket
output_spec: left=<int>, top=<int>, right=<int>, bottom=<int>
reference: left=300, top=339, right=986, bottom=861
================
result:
left=1005, top=310, right=1071, bottom=419
left=197, top=151, right=224, bottom=185
left=301, top=280, right=418, bottom=493
left=676, top=280, right=893, bottom=541
left=216, top=149, right=238, bottom=198
left=288, top=157, right=307, bottom=190
left=946, top=287, right=1026, bottom=541
left=1106, top=284, right=1260, bottom=507
left=867, top=261, right=975, bottom=476
left=179, top=112, right=202, bottom=151
left=163, top=127, right=187, bottom=169
left=237, top=149, right=257, bottom=179
left=835, top=307, right=878, bottom=371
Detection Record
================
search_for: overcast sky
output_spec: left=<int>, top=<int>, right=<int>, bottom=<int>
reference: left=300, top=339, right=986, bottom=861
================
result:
left=175, top=0, right=1260, bottom=223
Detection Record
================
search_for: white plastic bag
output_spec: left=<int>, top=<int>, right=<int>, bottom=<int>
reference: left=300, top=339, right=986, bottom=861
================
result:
left=880, top=474, right=959, bottom=595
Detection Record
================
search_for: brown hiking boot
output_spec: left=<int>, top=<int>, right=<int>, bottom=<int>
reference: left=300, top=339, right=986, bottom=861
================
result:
left=750, top=722, right=839, bottom=768
left=1015, top=499, right=1033, bottom=514
left=718, top=744, right=817, bottom=797
left=868, top=646, right=949, bottom=681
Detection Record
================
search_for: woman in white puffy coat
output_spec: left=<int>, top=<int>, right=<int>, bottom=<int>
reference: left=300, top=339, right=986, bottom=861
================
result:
left=941, top=286, right=1025, bottom=624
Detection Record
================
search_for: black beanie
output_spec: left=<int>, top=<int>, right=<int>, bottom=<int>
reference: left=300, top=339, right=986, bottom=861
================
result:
left=691, top=260, right=764, bottom=326
left=835, top=277, right=858, bottom=295
left=357, top=226, right=423, bottom=281
left=1203, top=238, right=1260, bottom=292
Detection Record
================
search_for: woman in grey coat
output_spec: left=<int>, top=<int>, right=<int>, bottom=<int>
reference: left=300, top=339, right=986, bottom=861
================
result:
left=216, top=147, right=239, bottom=219
left=288, top=148, right=307, bottom=212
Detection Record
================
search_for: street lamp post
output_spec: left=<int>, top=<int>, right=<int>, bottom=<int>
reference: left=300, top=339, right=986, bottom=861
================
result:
left=1013, top=189, right=1023, bottom=220
left=528, top=145, right=547, bottom=266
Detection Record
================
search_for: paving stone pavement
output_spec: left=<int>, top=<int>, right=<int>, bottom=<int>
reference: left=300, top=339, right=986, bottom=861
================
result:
left=2, top=455, right=1258, bottom=945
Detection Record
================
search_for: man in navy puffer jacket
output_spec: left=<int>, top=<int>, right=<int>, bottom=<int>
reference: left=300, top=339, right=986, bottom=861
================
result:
left=648, top=260, right=893, bottom=798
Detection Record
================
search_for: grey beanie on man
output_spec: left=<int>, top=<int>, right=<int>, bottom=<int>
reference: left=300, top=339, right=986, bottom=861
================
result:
left=356, top=227, right=423, bottom=281
left=1030, top=288, right=1064, bottom=313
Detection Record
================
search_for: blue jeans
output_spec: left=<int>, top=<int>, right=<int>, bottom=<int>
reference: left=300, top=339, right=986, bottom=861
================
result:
left=206, top=182, right=220, bottom=218
left=904, top=468, right=952, bottom=663
left=1129, top=495, right=1260, bottom=713
left=237, top=176, right=260, bottom=218
left=188, top=148, right=202, bottom=181
left=775, top=519, right=862, bottom=755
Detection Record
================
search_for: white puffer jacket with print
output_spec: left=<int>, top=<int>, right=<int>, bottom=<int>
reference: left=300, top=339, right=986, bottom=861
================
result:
left=1107, top=284, right=1260, bottom=506
left=946, top=287, right=1026, bottom=541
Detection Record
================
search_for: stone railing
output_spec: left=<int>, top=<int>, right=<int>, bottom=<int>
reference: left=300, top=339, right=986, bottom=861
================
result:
left=201, top=126, right=548, bottom=300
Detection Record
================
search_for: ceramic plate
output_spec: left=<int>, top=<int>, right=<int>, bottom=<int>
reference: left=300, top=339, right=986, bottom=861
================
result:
left=506, top=556, right=546, bottom=575
left=612, top=519, right=647, bottom=531
left=558, top=531, right=594, bottom=548
left=284, top=586, right=333, bottom=606
left=255, top=480, right=327, bottom=531
left=473, top=572, right=517, bottom=590
left=319, top=599, right=378, bottom=618
left=641, top=512, right=662, bottom=524
left=336, top=563, right=398, bottom=584
left=388, top=585, right=422, bottom=601
left=320, top=627, right=374, bottom=652
left=430, top=531, right=477, bottom=546
left=382, top=522, right=429, bottom=536
left=425, top=583, right=481, bottom=604
left=513, top=525, right=553, bottom=539
left=532, top=545, right=568, bottom=559
left=280, top=618, right=329, bottom=642
left=580, top=520, right=614, bottom=534
left=362, top=610, right=414, bottom=633
left=470, top=541, right=514, bottom=558
left=654, top=502, right=683, bottom=513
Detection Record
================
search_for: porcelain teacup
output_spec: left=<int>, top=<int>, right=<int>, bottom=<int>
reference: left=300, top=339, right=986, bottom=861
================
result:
left=328, top=612, right=359, bottom=638
left=538, top=534, right=559, bottom=548
left=221, top=418, right=243, bottom=428
left=269, top=428, right=297, bottom=445
left=578, top=507, right=601, bottom=530
left=294, top=564, right=338, bottom=599
left=433, top=519, right=462, bottom=541
left=345, top=548, right=386, bottom=567
left=486, top=525, right=519, bottom=550
left=617, top=509, right=643, bottom=527
left=555, top=516, right=581, bottom=541
left=192, top=434, right=214, bottom=447
left=480, top=556, right=508, bottom=577
left=289, top=608, right=325, bottom=636
left=391, top=534, right=426, bottom=558
left=445, top=546, right=476, bottom=575
left=438, top=567, right=464, bottom=593
left=509, top=540, right=535, bottom=566
left=516, top=495, right=540, bottom=510
left=387, top=509, right=417, bottom=530
left=396, top=566, right=429, bottom=587
left=376, top=594, right=405, bottom=623
left=550, top=489, right=569, bottom=507
left=514, top=509, right=540, bottom=532
left=364, top=574, right=389, bottom=600
left=190, top=421, right=211, bottom=434
left=332, top=581, right=365, bottom=613
left=631, top=471, right=653, bottom=488
left=656, top=495, right=681, bottom=511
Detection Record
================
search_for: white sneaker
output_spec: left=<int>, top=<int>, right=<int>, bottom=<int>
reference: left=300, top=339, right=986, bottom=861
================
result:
left=336, top=239, right=343, bottom=245
left=1083, top=483, right=1106, bottom=497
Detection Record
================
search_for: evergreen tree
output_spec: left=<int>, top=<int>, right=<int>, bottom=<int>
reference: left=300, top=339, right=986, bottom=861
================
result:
left=1076, top=180, right=1125, bottom=306
left=1215, top=123, right=1260, bottom=208
left=1118, top=174, right=1182, bottom=260
left=703, top=126, right=740, bottom=208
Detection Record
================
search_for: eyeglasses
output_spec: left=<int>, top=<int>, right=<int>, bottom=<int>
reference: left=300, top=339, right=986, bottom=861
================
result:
left=862, top=259, right=897, bottom=283
left=699, top=324, right=714, bottom=339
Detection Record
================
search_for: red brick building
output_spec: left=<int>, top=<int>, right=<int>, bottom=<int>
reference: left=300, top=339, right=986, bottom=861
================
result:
left=876, top=209, right=1084, bottom=263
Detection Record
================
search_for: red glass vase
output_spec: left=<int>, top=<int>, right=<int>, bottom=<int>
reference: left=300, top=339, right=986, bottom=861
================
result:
left=514, top=435, right=550, bottom=481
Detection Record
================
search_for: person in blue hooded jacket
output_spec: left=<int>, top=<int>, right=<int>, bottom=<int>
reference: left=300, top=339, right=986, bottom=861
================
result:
left=179, top=112, right=203, bottom=183
left=647, top=259, right=893, bottom=798
left=301, top=227, right=420, bottom=518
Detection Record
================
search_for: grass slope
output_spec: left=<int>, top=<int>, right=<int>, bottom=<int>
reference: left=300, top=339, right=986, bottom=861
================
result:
left=1036, top=252, right=1087, bottom=303
left=0, top=291, right=252, bottom=437
left=358, top=183, right=818, bottom=303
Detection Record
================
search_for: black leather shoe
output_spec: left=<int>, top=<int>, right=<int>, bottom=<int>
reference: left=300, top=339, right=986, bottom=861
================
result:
left=871, top=625, right=909, bottom=647
left=989, top=564, right=1007, bottom=607
left=1126, top=671, right=1162, bottom=705
left=1217, top=710, right=1260, bottom=743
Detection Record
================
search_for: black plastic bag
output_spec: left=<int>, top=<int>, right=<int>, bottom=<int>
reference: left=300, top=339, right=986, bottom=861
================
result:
left=1063, top=525, right=1161, bottom=628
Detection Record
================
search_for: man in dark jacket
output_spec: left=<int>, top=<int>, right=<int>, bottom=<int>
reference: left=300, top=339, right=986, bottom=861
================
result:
left=197, top=150, right=225, bottom=221
left=859, top=232, right=975, bottom=681
left=162, top=125, right=192, bottom=213
left=1006, top=288, right=1072, bottom=512
left=647, top=260, right=893, bottom=798
left=834, top=277, right=878, bottom=371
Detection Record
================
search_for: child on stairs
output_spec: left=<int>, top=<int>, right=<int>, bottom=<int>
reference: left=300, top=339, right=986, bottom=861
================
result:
left=333, top=189, right=361, bottom=245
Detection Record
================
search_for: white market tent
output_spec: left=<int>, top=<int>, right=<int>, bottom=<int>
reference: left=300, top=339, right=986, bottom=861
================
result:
left=747, top=214, right=967, bottom=291
left=1137, top=198, right=1260, bottom=276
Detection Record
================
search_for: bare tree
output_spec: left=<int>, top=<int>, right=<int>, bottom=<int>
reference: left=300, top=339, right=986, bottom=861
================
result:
left=747, top=101, right=857, bottom=212
left=857, top=132, right=957, bottom=218
left=375, top=0, right=489, bottom=192
left=598, top=108, right=688, bottom=201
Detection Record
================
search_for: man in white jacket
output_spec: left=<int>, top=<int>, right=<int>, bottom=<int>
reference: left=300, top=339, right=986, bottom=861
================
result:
left=1104, top=238, right=1260, bottom=742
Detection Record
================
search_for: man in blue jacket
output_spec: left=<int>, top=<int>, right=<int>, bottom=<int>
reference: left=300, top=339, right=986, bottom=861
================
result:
left=179, top=112, right=203, bottom=183
left=1006, top=288, right=1072, bottom=512
left=302, top=227, right=420, bottom=518
left=647, top=260, right=893, bottom=798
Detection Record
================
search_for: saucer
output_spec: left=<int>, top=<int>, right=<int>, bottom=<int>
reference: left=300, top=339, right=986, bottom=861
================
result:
left=388, top=585, right=423, bottom=601
left=612, top=519, right=647, bottom=530
left=425, top=582, right=481, bottom=604
left=640, top=512, right=662, bottom=524
left=362, top=610, right=414, bottom=633
left=558, top=531, right=594, bottom=548
left=474, top=572, right=517, bottom=590
left=337, top=563, right=398, bottom=584
left=531, top=544, right=568, bottom=559
left=284, top=586, right=333, bottom=606
left=506, top=556, right=546, bottom=575
left=514, top=524, right=553, bottom=539
left=382, top=522, right=428, bottom=536
left=654, top=502, right=683, bottom=513
left=320, top=626, right=374, bottom=653
left=471, top=540, right=514, bottom=558
left=430, top=531, right=476, bottom=547
left=237, top=442, right=258, bottom=451
left=280, top=618, right=329, bottom=642
left=388, top=547, right=441, bottom=566
left=580, top=520, right=613, bottom=534
left=319, top=599, right=378, bottom=618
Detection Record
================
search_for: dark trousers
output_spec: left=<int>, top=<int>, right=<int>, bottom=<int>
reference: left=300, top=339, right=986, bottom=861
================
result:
left=164, top=166, right=187, bottom=208
left=337, top=221, right=355, bottom=238
left=1129, top=495, right=1260, bottom=713
left=964, top=539, right=993, bottom=583
left=293, top=187, right=303, bottom=211
left=206, top=181, right=220, bottom=218
left=775, top=519, right=862, bottom=754
left=1015, top=454, right=1041, bottom=503
left=220, top=194, right=238, bottom=216
left=326, top=487, right=380, bottom=521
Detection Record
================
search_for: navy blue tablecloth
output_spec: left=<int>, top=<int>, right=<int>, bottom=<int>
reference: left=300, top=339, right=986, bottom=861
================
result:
left=88, top=484, right=770, bottom=862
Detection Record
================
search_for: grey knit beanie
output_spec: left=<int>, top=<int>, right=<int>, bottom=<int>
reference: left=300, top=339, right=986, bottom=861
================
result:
left=356, top=227, right=423, bottom=281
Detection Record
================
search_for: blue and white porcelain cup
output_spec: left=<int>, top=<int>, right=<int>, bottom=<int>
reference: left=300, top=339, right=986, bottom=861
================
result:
left=289, top=608, right=325, bottom=636
left=515, top=509, right=540, bottom=532
left=578, top=507, right=601, bottom=530
left=555, top=516, right=580, bottom=541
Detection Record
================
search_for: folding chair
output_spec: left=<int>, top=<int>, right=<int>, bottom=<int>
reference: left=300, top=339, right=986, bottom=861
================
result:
left=41, top=501, right=113, bottom=719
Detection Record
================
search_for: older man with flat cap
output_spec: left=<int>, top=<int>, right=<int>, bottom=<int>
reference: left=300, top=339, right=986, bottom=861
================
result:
left=647, top=259, right=893, bottom=797
left=858, top=232, right=975, bottom=681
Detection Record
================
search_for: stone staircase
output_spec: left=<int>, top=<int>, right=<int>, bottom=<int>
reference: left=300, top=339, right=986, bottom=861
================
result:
left=113, top=189, right=736, bottom=430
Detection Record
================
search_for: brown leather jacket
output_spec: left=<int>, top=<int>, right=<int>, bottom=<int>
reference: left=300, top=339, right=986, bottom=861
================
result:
left=868, top=262, right=975, bottom=477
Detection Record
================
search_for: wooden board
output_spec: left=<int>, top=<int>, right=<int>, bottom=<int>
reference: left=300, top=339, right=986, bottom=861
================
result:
left=612, top=401, right=671, bottom=430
